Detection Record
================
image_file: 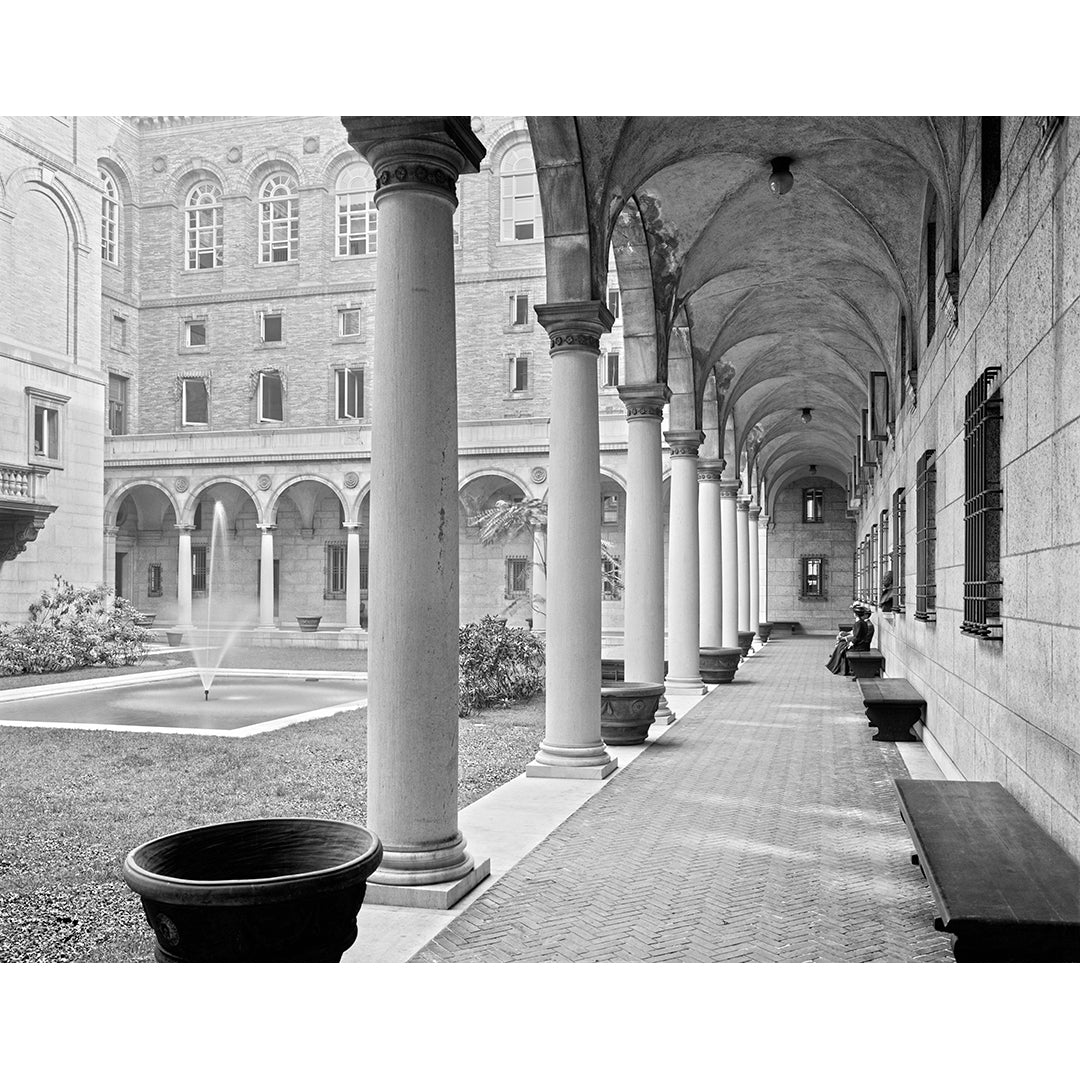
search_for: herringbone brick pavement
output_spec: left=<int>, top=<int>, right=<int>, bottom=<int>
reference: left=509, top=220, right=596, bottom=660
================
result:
left=412, top=636, right=952, bottom=963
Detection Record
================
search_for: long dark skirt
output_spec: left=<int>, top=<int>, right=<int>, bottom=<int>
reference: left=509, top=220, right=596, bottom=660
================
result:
left=826, top=640, right=849, bottom=674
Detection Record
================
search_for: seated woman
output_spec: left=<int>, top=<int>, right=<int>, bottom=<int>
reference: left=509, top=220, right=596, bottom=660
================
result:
left=826, top=601, right=874, bottom=674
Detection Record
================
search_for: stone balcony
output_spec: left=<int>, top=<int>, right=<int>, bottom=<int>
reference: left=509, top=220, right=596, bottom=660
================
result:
left=0, top=463, right=57, bottom=562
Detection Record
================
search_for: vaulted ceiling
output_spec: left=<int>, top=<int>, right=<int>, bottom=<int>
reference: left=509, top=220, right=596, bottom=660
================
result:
left=527, top=116, right=965, bottom=499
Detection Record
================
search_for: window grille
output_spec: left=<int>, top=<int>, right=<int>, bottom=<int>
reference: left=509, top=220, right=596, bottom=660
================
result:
left=801, top=555, right=826, bottom=599
left=506, top=555, right=529, bottom=598
left=147, top=564, right=163, bottom=597
left=186, top=182, right=223, bottom=269
left=962, top=368, right=1003, bottom=639
left=325, top=541, right=347, bottom=599
left=879, top=508, right=891, bottom=605
left=802, top=488, right=823, bottom=523
left=192, top=545, right=208, bottom=594
left=892, top=488, right=906, bottom=612
left=916, top=449, right=937, bottom=620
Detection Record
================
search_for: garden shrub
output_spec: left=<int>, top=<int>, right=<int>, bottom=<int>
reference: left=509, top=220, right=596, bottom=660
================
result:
left=0, top=576, right=151, bottom=676
left=459, top=615, right=545, bottom=717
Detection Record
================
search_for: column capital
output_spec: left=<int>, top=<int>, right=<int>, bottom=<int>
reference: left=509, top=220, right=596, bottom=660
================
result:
left=257, top=522, right=277, bottom=533
left=535, top=301, right=614, bottom=355
left=757, top=513, right=770, bottom=527
left=342, top=116, right=486, bottom=204
left=697, top=458, right=725, bottom=482
left=173, top=523, right=195, bottom=533
left=737, top=494, right=752, bottom=510
left=103, top=525, right=120, bottom=538
left=342, top=521, right=361, bottom=531
left=748, top=504, right=762, bottom=521
left=665, top=429, right=704, bottom=456
left=617, top=382, right=670, bottom=420
left=718, top=479, right=740, bottom=498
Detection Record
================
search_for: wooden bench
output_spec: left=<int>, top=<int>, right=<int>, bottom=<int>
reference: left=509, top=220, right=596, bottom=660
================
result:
left=894, top=779, right=1080, bottom=962
left=846, top=648, right=885, bottom=679
left=769, top=620, right=802, bottom=637
left=858, top=676, right=924, bottom=741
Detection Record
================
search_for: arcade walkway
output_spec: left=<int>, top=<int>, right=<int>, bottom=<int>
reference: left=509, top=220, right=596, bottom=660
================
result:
left=407, top=635, right=952, bottom=963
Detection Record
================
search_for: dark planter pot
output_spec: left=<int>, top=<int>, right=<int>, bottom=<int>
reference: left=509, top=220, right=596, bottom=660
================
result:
left=737, top=630, right=755, bottom=657
left=134, top=612, right=156, bottom=628
left=296, top=616, right=322, bottom=632
left=122, top=817, right=383, bottom=963
left=699, top=647, right=742, bottom=684
left=757, top=622, right=773, bottom=643
left=600, top=681, right=665, bottom=745
left=165, top=631, right=184, bottom=647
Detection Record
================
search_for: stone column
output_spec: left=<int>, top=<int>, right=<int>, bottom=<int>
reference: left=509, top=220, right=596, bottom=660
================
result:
left=343, top=522, right=363, bottom=631
left=618, top=383, right=671, bottom=721
left=748, top=503, right=761, bottom=646
left=257, top=524, right=276, bottom=629
left=344, top=116, right=489, bottom=904
left=174, top=524, right=194, bottom=630
left=665, top=431, right=706, bottom=695
left=531, top=525, right=546, bottom=635
left=697, top=460, right=724, bottom=648
left=103, top=525, right=119, bottom=591
left=527, top=300, right=617, bottom=780
left=759, top=515, right=771, bottom=624
left=719, top=480, right=739, bottom=647
left=737, top=494, right=751, bottom=635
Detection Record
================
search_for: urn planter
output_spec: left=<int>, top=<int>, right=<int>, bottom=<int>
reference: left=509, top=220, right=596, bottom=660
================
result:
left=296, top=616, right=322, bottom=632
left=122, top=817, right=383, bottom=963
left=757, top=621, right=773, bottom=643
left=737, top=630, right=755, bottom=657
left=165, top=631, right=185, bottom=647
left=600, top=680, right=665, bottom=745
left=134, top=612, right=157, bottom=628
left=699, top=647, right=742, bottom=684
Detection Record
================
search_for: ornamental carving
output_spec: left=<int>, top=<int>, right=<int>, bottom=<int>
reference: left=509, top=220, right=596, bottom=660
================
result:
left=697, top=467, right=724, bottom=482
left=530, top=466, right=547, bottom=484
left=625, top=404, right=665, bottom=420
left=375, top=164, right=456, bottom=195
left=152, top=156, right=167, bottom=173
left=227, top=146, right=243, bottom=163
left=257, top=474, right=272, bottom=491
left=343, top=471, right=359, bottom=489
left=303, top=136, right=320, bottom=154
left=669, top=445, right=700, bottom=457
left=173, top=476, right=189, bottom=492
left=549, top=333, right=601, bottom=353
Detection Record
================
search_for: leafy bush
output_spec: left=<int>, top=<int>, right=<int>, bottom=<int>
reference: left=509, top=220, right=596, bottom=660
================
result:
left=459, top=615, right=545, bottom=717
left=0, top=576, right=151, bottom=676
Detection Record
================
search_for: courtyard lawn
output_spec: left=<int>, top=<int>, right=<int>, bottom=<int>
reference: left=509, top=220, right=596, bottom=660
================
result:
left=0, top=650, right=544, bottom=963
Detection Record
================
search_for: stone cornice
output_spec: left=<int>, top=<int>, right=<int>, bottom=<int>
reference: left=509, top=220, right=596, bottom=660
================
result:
left=138, top=281, right=373, bottom=309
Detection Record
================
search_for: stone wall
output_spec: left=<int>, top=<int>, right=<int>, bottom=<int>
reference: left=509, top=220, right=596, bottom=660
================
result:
left=859, top=116, right=1080, bottom=860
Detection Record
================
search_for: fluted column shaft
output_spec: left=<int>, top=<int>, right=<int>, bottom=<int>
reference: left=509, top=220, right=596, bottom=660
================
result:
left=343, top=523, right=362, bottom=630
left=736, top=495, right=751, bottom=633
left=697, top=461, right=724, bottom=648
left=345, top=115, right=486, bottom=889
left=719, top=481, right=739, bottom=647
left=748, top=504, right=761, bottom=642
left=665, top=431, right=706, bottom=694
left=174, top=524, right=194, bottom=630
left=527, top=301, right=617, bottom=780
left=258, top=524, right=276, bottom=629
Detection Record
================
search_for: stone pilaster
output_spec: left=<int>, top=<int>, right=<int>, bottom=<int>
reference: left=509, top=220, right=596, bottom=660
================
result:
left=527, top=300, right=617, bottom=780
left=666, top=431, right=706, bottom=695
left=618, top=383, right=671, bottom=721
left=719, top=480, right=739, bottom=648
left=257, top=524, right=277, bottom=629
left=344, top=116, right=489, bottom=905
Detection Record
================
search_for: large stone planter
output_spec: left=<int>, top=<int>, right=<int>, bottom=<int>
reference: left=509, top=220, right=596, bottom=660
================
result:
left=134, top=612, right=156, bottom=628
left=296, top=616, right=322, bottom=632
left=600, top=680, right=665, bottom=745
left=122, top=817, right=383, bottom=963
left=699, top=647, right=742, bottom=684
left=737, top=630, right=755, bottom=657
left=757, top=621, right=773, bottom=643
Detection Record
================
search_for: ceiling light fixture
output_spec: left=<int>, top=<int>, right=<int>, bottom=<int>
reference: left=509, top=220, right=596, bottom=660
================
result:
left=809, top=464, right=817, bottom=475
left=769, top=156, right=794, bottom=196
left=801, top=408, right=812, bottom=424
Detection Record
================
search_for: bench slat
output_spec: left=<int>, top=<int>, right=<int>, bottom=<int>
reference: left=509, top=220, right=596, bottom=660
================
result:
left=859, top=678, right=925, bottom=706
left=895, top=779, right=1080, bottom=930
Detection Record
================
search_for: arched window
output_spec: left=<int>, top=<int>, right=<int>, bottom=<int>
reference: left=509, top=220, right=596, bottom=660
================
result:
left=186, top=181, right=223, bottom=269
left=259, top=172, right=298, bottom=263
left=336, top=162, right=377, bottom=257
left=100, top=168, right=119, bottom=265
left=500, top=145, right=542, bottom=242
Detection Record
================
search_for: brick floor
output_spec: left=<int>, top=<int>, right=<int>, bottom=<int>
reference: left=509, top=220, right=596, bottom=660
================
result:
left=412, top=636, right=952, bottom=963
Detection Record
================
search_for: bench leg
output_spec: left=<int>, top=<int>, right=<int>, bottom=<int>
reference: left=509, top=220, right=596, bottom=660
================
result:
left=865, top=705, right=921, bottom=741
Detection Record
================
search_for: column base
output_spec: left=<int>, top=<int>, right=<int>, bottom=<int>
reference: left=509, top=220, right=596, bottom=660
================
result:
left=365, top=858, right=491, bottom=910
left=257, top=624, right=278, bottom=632
left=526, top=760, right=618, bottom=779
left=526, top=737, right=618, bottom=778
left=665, top=676, right=708, bottom=696
left=653, top=696, right=675, bottom=724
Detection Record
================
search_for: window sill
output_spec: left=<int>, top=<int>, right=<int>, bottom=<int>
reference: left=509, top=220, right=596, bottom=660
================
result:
left=331, top=253, right=376, bottom=263
left=496, top=239, right=544, bottom=248
left=255, top=341, right=286, bottom=349
left=255, top=260, right=297, bottom=268
left=180, top=267, right=223, bottom=276
left=29, top=455, right=63, bottom=472
left=504, top=324, right=531, bottom=333
left=181, top=423, right=209, bottom=430
left=333, top=336, right=363, bottom=345
left=179, top=346, right=209, bottom=355
left=504, top=392, right=533, bottom=401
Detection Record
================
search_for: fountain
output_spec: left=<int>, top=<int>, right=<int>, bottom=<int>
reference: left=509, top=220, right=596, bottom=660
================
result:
left=193, top=500, right=249, bottom=701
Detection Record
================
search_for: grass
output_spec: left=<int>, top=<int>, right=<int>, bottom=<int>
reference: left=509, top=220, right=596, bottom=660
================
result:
left=0, top=645, right=544, bottom=963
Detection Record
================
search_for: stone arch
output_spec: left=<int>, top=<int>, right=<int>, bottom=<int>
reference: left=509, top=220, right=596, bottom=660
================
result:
left=171, top=161, right=229, bottom=204
left=186, top=476, right=262, bottom=527
left=266, top=474, right=348, bottom=528
left=240, top=150, right=306, bottom=193
left=8, top=167, right=89, bottom=249
left=105, top=478, right=180, bottom=528
left=485, top=118, right=532, bottom=168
